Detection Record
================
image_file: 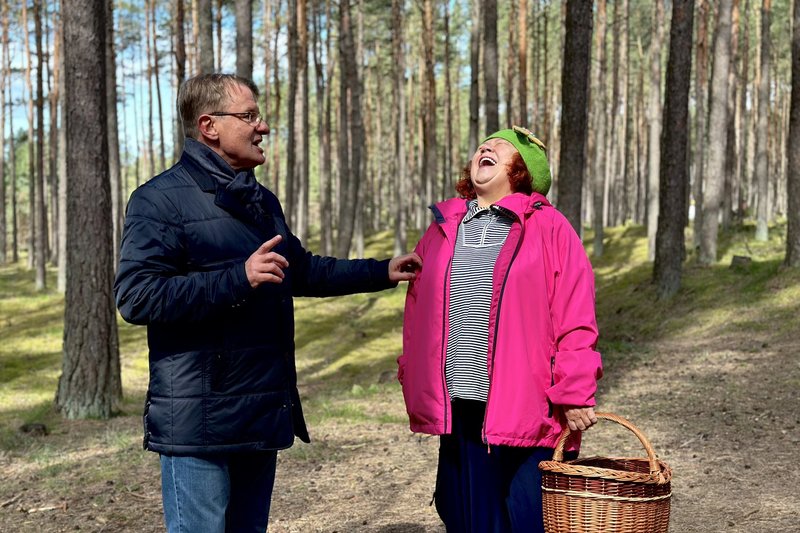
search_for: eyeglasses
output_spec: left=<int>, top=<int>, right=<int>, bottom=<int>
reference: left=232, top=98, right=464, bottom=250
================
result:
left=209, top=111, right=264, bottom=126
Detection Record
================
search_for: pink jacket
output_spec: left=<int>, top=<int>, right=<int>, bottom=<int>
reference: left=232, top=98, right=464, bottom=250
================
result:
left=398, top=192, right=602, bottom=449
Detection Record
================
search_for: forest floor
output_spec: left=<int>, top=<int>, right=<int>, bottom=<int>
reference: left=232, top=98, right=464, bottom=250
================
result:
left=1, top=224, right=799, bottom=532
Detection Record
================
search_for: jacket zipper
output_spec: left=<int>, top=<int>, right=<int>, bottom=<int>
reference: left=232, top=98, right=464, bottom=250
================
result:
left=439, top=256, right=453, bottom=433
left=548, top=354, right=555, bottom=417
left=482, top=207, right=523, bottom=447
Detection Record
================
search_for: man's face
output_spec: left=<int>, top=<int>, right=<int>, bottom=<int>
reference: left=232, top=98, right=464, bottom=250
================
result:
left=211, top=83, right=270, bottom=170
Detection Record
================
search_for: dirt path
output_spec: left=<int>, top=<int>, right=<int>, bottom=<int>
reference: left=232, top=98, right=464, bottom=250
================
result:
left=268, top=335, right=799, bottom=532
left=2, top=334, right=797, bottom=532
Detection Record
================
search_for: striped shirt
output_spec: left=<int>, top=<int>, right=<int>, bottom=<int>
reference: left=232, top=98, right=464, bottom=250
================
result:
left=445, top=200, right=514, bottom=401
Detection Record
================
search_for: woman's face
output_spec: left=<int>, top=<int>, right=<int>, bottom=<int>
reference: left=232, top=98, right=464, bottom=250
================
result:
left=470, top=138, right=518, bottom=204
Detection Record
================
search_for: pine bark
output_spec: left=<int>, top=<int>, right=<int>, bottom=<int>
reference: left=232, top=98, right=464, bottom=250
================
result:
left=557, top=0, right=593, bottom=234
left=173, top=0, right=186, bottom=156
left=235, top=0, right=253, bottom=79
left=106, top=0, right=122, bottom=268
left=698, top=0, right=733, bottom=264
left=151, top=0, right=166, bottom=171
left=517, top=0, right=528, bottom=126
left=57, top=10, right=67, bottom=293
left=646, top=0, right=665, bottom=262
left=692, top=0, right=709, bottom=246
left=754, top=0, right=771, bottom=241
left=421, top=0, right=436, bottom=208
left=22, top=0, right=35, bottom=271
left=34, top=0, right=47, bottom=289
left=392, top=0, right=407, bottom=255
left=198, top=0, right=214, bottom=73
left=312, top=0, right=333, bottom=255
left=654, top=0, right=695, bottom=299
left=591, top=0, right=607, bottom=257
left=0, top=0, right=6, bottom=264
left=468, top=0, right=480, bottom=150
left=57, top=0, right=121, bottom=419
left=788, top=0, right=800, bottom=266
left=483, top=0, right=499, bottom=133
left=336, top=0, right=363, bottom=257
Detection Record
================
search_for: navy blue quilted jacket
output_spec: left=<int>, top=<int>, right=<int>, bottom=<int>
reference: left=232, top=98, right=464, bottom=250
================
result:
left=114, top=146, right=394, bottom=455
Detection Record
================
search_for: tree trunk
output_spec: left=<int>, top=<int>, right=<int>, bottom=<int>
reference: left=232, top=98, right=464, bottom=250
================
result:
left=107, top=0, right=122, bottom=269
left=271, top=7, right=282, bottom=196
left=151, top=0, right=166, bottom=171
left=173, top=0, right=186, bottom=156
left=483, top=0, right=499, bottom=133
left=506, top=1, right=518, bottom=127
left=22, top=0, right=35, bottom=271
left=286, top=0, right=298, bottom=226
left=336, top=0, right=362, bottom=257
left=46, top=6, right=58, bottom=266
left=313, top=0, right=333, bottom=255
left=0, top=1, right=6, bottom=265
left=754, top=0, right=771, bottom=241
left=468, top=0, right=480, bottom=150
left=296, top=0, right=309, bottom=243
left=215, top=0, right=223, bottom=71
left=646, top=0, right=665, bottom=262
left=443, top=0, right=453, bottom=200
left=557, top=0, right=593, bottom=234
left=421, top=0, right=436, bottom=208
left=787, top=0, right=800, bottom=267
left=198, top=0, right=214, bottom=73
left=57, top=11, right=67, bottom=293
left=739, top=0, right=751, bottom=219
left=698, top=0, right=733, bottom=264
left=145, top=0, right=156, bottom=178
left=591, top=0, right=607, bottom=257
left=235, top=0, right=253, bottom=79
left=654, top=0, right=695, bottom=299
left=392, top=0, right=407, bottom=255
left=517, top=0, right=528, bottom=126
left=692, top=0, right=709, bottom=246
left=722, top=0, right=740, bottom=229
left=34, top=0, right=47, bottom=289
left=611, top=0, right=629, bottom=225
left=57, top=0, right=121, bottom=420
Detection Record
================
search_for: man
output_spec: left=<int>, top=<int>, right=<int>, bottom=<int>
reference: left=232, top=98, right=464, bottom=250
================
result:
left=114, top=73, right=421, bottom=533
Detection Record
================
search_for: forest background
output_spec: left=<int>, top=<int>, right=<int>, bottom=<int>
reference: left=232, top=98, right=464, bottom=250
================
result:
left=1, top=0, right=800, bottom=531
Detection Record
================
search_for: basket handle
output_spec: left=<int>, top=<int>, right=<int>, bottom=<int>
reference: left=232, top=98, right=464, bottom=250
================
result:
left=552, top=412, right=665, bottom=480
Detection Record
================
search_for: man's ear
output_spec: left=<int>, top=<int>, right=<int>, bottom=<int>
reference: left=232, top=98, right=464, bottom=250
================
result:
left=197, top=115, right=219, bottom=142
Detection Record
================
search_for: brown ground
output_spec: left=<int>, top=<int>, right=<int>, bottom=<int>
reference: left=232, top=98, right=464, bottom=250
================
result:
left=2, top=333, right=798, bottom=532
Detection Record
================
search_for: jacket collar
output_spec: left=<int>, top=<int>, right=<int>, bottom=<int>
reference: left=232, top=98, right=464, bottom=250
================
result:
left=431, top=192, right=551, bottom=224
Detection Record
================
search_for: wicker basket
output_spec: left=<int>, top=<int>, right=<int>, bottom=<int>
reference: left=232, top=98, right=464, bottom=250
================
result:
left=538, top=412, right=672, bottom=533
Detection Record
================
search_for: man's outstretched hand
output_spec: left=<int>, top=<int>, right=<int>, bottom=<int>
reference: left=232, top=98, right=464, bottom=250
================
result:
left=245, top=235, right=289, bottom=288
left=388, top=253, right=423, bottom=282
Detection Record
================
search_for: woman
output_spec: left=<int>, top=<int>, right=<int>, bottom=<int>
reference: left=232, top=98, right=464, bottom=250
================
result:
left=398, top=126, right=603, bottom=532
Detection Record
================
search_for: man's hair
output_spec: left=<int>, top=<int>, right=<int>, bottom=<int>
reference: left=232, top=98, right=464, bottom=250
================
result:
left=177, top=73, right=260, bottom=139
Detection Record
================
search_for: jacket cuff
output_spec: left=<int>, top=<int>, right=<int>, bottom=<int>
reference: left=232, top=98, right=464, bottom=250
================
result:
left=230, top=261, right=254, bottom=306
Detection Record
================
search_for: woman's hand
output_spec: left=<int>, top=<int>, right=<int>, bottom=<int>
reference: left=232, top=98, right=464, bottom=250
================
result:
left=564, top=406, right=598, bottom=432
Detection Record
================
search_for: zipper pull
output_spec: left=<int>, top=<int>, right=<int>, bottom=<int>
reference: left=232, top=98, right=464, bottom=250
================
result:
left=487, top=444, right=491, bottom=454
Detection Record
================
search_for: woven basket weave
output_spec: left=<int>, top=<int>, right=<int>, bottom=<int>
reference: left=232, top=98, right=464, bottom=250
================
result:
left=538, top=412, right=672, bottom=533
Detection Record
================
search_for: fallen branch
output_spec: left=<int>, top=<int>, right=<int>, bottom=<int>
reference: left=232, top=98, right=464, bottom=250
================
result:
left=125, top=490, right=156, bottom=501
left=26, top=501, right=67, bottom=514
left=0, top=493, right=22, bottom=508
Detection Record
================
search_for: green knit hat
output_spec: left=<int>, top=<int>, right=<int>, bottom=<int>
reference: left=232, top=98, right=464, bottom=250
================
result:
left=483, top=125, right=551, bottom=195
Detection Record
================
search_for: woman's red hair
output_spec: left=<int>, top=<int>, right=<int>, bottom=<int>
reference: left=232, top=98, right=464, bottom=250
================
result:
left=454, top=151, right=533, bottom=199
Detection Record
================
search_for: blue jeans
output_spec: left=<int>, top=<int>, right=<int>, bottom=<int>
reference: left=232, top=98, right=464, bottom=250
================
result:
left=160, top=451, right=278, bottom=533
left=435, top=399, right=577, bottom=533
